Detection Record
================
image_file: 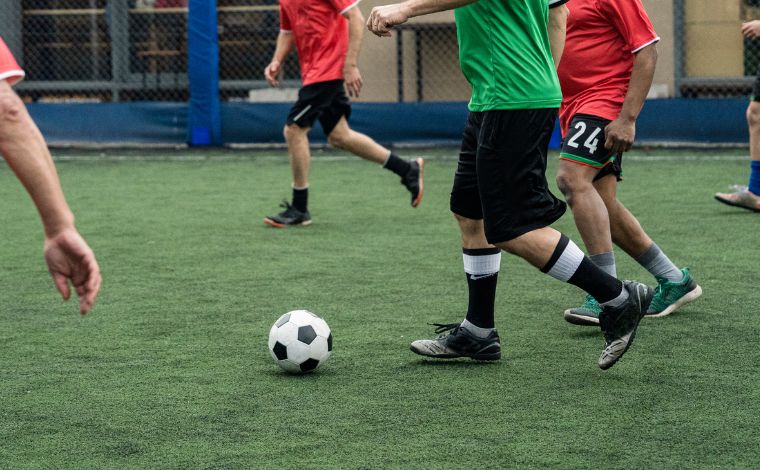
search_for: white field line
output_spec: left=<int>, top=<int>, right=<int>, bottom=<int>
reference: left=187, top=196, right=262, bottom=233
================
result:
left=46, top=153, right=749, bottom=163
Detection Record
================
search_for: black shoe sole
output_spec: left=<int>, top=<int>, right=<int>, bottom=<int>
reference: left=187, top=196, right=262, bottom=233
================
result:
left=409, top=344, right=501, bottom=361
left=411, top=158, right=424, bottom=208
left=563, top=311, right=600, bottom=326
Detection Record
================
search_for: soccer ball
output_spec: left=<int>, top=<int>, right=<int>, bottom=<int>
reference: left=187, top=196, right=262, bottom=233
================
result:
left=268, top=310, right=332, bottom=373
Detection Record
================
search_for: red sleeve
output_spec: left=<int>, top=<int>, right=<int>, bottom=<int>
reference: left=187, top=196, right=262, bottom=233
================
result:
left=279, top=3, right=292, bottom=31
left=329, top=0, right=359, bottom=15
left=600, top=0, right=659, bottom=53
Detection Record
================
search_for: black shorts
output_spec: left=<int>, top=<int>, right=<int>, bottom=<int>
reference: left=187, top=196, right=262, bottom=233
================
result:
left=753, top=64, right=760, bottom=102
left=286, top=79, right=351, bottom=135
left=559, top=114, right=623, bottom=181
left=450, top=109, right=567, bottom=244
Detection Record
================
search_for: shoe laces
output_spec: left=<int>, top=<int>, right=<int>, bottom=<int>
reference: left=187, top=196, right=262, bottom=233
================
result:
left=430, top=322, right=461, bottom=337
left=279, top=200, right=301, bottom=216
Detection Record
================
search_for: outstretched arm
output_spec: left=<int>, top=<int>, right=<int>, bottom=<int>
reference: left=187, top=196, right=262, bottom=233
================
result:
left=0, top=81, right=101, bottom=314
left=367, top=0, right=478, bottom=37
left=548, top=4, right=569, bottom=68
left=264, top=31, right=296, bottom=87
left=604, top=44, right=657, bottom=154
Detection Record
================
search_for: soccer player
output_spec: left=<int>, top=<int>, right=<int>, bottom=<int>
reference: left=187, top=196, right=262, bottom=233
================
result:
left=262, top=0, right=424, bottom=227
left=714, top=21, right=760, bottom=213
left=0, top=38, right=101, bottom=314
left=369, top=0, right=653, bottom=369
left=554, top=0, right=701, bottom=326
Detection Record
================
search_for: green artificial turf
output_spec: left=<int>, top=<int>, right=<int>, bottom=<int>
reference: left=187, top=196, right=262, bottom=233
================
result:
left=0, top=148, right=758, bottom=468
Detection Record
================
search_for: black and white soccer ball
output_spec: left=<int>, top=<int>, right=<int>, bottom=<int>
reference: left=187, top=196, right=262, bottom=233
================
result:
left=268, top=310, right=332, bottom=374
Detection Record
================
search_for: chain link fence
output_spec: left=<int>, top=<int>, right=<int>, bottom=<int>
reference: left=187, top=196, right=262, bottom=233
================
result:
left=7, top=1, right=759, bottom=103
left=676, top=0, right=760, bottom=98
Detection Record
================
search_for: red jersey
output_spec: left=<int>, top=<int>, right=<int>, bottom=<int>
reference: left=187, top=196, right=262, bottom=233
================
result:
left=0, top=37, right=24, bottom=86
left=557, top=0, right=658, bottom=136
left=279, top=0, right=358, bottom=86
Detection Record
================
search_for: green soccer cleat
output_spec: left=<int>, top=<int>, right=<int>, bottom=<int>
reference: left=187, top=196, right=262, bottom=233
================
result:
left=563, top=294, right=602, bottom=326
left=646, top=268, right=702, bottom=318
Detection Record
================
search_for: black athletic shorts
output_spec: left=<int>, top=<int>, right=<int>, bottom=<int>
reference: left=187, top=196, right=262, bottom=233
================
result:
left=753, top=64, right=760, bottom=102
left=559, top=114, right=623, bottom=181
left=286, top=79, right=351, bottom=135
left=450, top=108, right=567, bottom=244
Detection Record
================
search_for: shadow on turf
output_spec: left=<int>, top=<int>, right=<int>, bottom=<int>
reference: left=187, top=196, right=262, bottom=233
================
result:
left=411, top=359, right=500, bottom=368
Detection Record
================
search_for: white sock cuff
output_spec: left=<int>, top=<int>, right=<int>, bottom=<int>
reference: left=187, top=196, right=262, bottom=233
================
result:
left=546, top=240, right=584, bottom=282
left=463, top=251, right=501, bottom=275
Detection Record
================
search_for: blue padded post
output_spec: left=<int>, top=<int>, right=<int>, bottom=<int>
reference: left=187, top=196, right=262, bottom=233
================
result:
left=187, top=0, right=221, bottom=146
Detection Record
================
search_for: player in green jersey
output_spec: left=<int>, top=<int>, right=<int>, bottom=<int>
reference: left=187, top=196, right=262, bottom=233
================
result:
left=369, top=0, right=653, bottom=369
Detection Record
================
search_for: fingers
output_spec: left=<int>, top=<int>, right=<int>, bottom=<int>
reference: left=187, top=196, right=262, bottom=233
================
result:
left=52, top=272, right=71, bottom=301
left=77, top=257, right=102, bottom=315
left=367, top=9, right=392, bottom=37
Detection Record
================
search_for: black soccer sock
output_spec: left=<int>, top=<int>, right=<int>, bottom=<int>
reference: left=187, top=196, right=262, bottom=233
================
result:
left=383, top=152, right=412, bottom=177
left=292, top=186, right=308, bottom=212
left=463, top=247, right=501, bottom=329
left=541, top=234, right=623, bottom=304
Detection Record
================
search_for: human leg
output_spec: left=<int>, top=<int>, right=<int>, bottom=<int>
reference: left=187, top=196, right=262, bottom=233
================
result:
left=714, top=97, right=760, bottom=211
left=325, top=114, right=424, bottom=207
left=595, top=175, right=702, bottom=316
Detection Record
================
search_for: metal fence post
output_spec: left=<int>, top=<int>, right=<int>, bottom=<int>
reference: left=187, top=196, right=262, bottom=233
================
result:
left=109, top=1, right=130, bottom=102
left=673, top=0, right=684, bottom=98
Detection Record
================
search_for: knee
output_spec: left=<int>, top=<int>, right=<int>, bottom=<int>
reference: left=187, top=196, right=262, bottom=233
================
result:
left=453, top=213, right=487, bottom=247
left=327, top=128, right=350, bottom=149
left=283, top=123, right=304, bottom=142
left=555, top=171, right=587, bottom=205
left=0, top=88, right=26, bottom=125
left=747, top=103, right=760, bottom=131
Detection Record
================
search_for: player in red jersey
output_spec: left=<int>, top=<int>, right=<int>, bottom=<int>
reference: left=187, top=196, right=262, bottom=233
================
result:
left=262, top=0, right=424, bottom=228
left=555, top=0, right=701, bottom=325
left=0, top=38, right=101, bottom=314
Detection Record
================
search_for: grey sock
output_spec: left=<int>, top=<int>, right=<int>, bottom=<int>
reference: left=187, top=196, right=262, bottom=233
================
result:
left=636, top=243, right=683, bottom=282
left=590, top=251, right=617, bottom=278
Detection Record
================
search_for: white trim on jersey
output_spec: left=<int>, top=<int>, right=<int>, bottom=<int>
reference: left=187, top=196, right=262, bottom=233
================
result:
left=632, top=37, right=660, bottom=54
left=0, top=70, right=25, bottom=86
left=340, top=0, right=362, bottom=15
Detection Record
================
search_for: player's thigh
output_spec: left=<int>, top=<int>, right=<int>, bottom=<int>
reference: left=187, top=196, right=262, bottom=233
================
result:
left=475, top=109, right=566, bottom=244
left=560, top=114, right=623, bottom=182
left=286, top=80, right=343, bottom=130
left=319, top=82, right=351, bottom=136
left=450, top=112, right=484, bottom=220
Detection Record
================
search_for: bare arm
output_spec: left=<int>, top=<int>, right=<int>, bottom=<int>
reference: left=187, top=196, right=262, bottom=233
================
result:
left=367, top=0, right=479, bottom=37
left=0, top=82, right=101, bottom=314
left=343, top=7, right=365, bottom=97
left=264, top=31, right=296, bottom=87
left=604, top=43, right=657, bottom=154
left=548, top=4, right=568, bottom=68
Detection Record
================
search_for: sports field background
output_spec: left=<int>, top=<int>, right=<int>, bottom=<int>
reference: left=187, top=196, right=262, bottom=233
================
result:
left=1, top=148, right=758, bottom=468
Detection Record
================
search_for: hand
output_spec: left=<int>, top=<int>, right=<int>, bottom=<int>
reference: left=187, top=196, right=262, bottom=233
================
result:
left=604, top=117, right=636, bottom=154
left=44, top=228, right=102, bottom=315
left=367, top=4, right=411, bottom=37
left=264, top=60, right=282, bottom=87
left=344, top=65, right=363, bottom=98
left=742, top=21, right=760, bottom=39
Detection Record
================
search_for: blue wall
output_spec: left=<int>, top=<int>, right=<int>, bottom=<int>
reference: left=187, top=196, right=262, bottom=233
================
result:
left=27, top=98, right=749, bottom=147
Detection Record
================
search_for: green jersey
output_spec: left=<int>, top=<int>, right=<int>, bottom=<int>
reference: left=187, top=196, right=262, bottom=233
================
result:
left=455, top=0, right=562, bottom=112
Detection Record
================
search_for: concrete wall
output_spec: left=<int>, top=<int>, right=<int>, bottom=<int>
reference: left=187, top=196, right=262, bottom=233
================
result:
left=684, top=1, right=743, bottom=77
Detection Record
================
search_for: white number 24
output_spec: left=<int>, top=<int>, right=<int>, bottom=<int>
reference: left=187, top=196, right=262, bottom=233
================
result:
left=566, top=122, right=602, bottom=154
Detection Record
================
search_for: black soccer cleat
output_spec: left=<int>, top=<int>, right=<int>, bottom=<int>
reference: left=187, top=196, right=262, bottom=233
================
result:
left=264, top=201, right=312, bottom=228
left=410, top=322, right=501, bottom=361
left=598, top=281, right=653, bottom=370
left=401, top=158, right=424, bottom=208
